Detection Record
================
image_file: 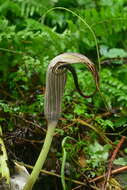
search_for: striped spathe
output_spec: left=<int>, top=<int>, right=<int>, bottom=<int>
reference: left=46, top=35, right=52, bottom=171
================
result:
left=44, top=53, right=99, bottom=122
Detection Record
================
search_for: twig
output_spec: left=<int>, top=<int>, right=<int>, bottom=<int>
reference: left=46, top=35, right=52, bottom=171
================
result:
left=0, top=47, right=28, bottom=55
left=16, top=161, right=127, bottom=188
left=13, top=114, right=46, bottom=132
left=71, top=185, right=82, bottom=190
left=102, top=136, right=126, bottom=190
left=15, top=83, right=25, bottom=98
left=75, top=118, right=113, bottom=145
left=15, top=137, right=44, bottom=144
left=85, top=111, right=114, bottom=123
left=89, top=165, right=127, bottom=183
left=63, top=121, right=77, bottom=130
left=16, top=161, right=88, bottom=187
left=101, top=57, right=127, bottom=65
left=0, top=89, right=16, bottom=99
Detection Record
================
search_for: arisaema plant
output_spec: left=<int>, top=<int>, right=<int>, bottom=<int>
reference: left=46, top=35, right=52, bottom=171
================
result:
left=23, top=52, right=99, bottom=190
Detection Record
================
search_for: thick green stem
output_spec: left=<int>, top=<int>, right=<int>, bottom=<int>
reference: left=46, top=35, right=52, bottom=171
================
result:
left=23, top=120, right=57, bottom=190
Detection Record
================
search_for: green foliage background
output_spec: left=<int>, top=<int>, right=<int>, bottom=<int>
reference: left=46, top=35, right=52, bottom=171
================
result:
left=0, top=0, right=127, bottom=189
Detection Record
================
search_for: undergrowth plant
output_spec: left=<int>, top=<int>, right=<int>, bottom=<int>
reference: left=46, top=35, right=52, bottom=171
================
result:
left=23, top=53, right=99, bottom=190
left=0, top=0, right=127, bottom=189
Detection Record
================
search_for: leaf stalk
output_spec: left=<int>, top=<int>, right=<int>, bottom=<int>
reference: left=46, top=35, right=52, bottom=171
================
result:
left=23, top=121, right=57, bottom=190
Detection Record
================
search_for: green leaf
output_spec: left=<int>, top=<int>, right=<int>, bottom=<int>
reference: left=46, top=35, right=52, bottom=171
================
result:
left=74, top=104, right=87, bottom=115
left=104, top=48, right=127, bottom=58
left=114, top=157, right=127, bottom=166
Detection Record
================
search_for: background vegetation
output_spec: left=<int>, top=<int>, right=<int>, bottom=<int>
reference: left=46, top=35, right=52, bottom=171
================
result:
left=0, top=0, right=127, bottom=189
